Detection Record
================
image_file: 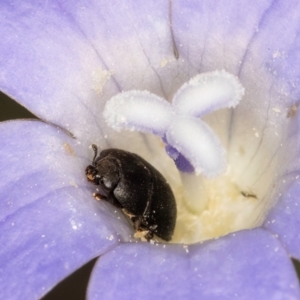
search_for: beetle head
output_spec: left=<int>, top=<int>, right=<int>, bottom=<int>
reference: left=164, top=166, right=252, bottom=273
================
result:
left=85, top=145, right=120, bottom=195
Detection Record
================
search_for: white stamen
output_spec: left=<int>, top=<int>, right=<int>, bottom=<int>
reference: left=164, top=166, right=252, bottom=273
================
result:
left=166, top=116, right=227, bottom=177
left=173, top=70, right=244, bottom=117
left=104, top=71, right=244, bottom=213
left=104, top=71, right=243, bottom=178
left=103, top=90, right=173, bottom=137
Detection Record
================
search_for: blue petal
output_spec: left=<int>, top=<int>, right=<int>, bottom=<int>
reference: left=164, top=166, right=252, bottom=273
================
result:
left=1, top=1, right=300, bottom=297
left=0, top=121, right=132, bottom=299
left=88, top=229, right=300, bottom=300
left=264, top=179, right=300, bottom=260
left=0, top=0, right=172, bottom=146
left=171, top=1, right=300, bottom=247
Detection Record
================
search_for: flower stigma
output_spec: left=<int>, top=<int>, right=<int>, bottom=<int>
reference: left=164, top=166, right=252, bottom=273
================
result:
left=103, top=70, right=277, bottom=244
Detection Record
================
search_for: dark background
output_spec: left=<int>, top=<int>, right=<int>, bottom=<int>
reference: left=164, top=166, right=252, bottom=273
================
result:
left=1, top=90, right=300, bottom=299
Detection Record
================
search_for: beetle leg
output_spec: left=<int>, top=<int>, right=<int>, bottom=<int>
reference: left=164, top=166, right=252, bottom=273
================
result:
left=122, top=209, right=144, bottom=230
left=93, top=193, right=104, bottom=201
left=143, top=230, right=154, bottom=241
left=93, top=192, right=122, bottom=208
left=122, top=208, right=155, bottom=242
left=132, top=216, right=155, bottom=242
left=134, top=229, right=153, bottom=242
left=122, top=208, right=136, bottom=219
left=131, top=215, right=143, bottom=231
left=142, top=200, right=151, bottom=218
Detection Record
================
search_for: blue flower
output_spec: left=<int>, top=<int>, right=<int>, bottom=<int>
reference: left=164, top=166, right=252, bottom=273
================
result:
left=1, top=1, right=300, bottom=299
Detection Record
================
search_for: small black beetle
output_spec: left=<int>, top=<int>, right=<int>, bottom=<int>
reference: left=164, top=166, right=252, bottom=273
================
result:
left=85, top=145, right=177, bottom=242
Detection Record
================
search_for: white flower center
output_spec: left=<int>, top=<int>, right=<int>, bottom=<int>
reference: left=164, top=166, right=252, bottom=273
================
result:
left=103, top=70, right=282, bottom=244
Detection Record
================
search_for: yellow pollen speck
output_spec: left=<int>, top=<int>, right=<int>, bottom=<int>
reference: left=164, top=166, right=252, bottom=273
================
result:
left=239, top=146, right=245, bottom=155
left=134, top=230, right=149, bottom=242
left=272, top=107, right=281, bottom=113
left=287, top=104, right=298, bottom=118
left=63, top=143, right=75, bottom=156
left=92, top=69, right=114, bottom=95
left=160, top=58, right=168, bottom=68
left=70, top=181, right=78, bottom=188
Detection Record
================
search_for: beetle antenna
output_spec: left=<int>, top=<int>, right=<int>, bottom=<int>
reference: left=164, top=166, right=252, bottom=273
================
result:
left=91, top=144, right=98, bottom=165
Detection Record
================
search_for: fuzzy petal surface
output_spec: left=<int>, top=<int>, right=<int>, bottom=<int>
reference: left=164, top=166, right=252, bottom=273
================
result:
left=264, top=178, right=300, bottom=260
left=88, top=229, right=300, bottom=300
left=0, top=120, right=132, bottom=299
left=0, top=0, right=172, bottom=147
left=1, top=1, right=300, bottom=298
